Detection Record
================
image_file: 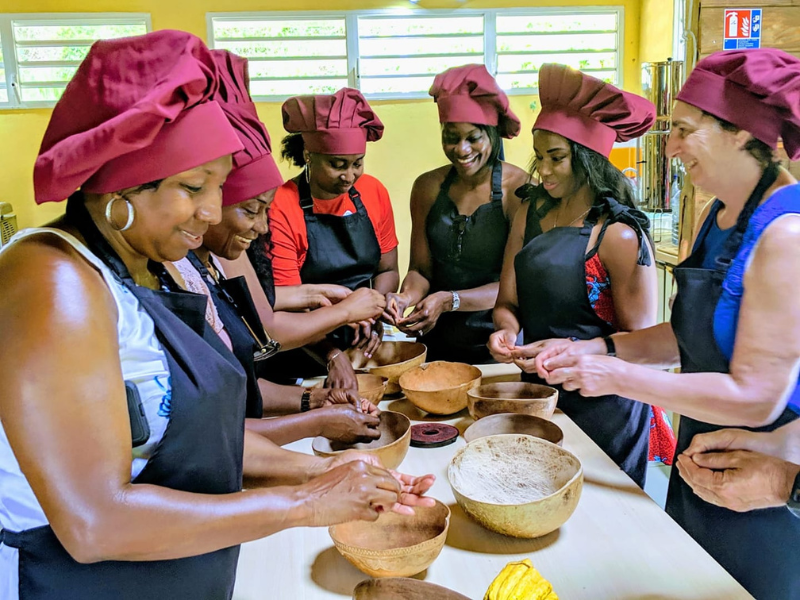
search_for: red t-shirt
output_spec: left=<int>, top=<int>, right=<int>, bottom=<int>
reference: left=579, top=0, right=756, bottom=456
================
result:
left=268, top=174, right=399, bottom=286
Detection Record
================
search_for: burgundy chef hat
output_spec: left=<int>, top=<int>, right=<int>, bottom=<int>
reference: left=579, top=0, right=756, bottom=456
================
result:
left=281, top=87, right=384, bottom=155
left=34, top=30, right=242, bottom=204
left=534, top=63, right=656, bottom=158
left=676, top=48, right=800, bottom=160
left=429, top=64, right=521, bottom=139
left=211, top=50, right=283, bottom=207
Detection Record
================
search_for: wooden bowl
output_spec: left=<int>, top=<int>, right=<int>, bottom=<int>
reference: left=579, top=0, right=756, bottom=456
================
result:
left=398, top=361, right=482, bottom=416
left=312, top=411, right=411, bottom=470
left=467, top=382, right=558, bottom=421
left=353, top=578, right=470, bottom=600
left=347, top=342, right=427, bottom=395
left=463, top=413, right=564, bottom=445
left=448, top=434, right=583, bottom=539
left=330, top=500, right=450, bottom=578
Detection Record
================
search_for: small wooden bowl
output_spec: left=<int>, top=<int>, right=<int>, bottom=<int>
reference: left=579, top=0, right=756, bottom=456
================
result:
left=347, top=342, right=427, bottom=395
left=312, top=411, right=411, bottom=470
left=463, top=413, right=564, bottom=445
left=399, top=361, right=482, bottom=416
left=467, top=382, right=558, bottom=421
left=353, top=577, right=470, bottom=600
left=330, top=500, right=450, bottom=578
left=448, top=434, right=583, bottom=539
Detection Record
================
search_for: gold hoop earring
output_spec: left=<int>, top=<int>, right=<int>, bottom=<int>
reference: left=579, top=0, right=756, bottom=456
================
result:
left=105, top=196, right=135, bottom=232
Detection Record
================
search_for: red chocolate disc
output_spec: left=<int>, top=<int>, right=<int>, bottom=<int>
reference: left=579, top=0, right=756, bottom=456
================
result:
left=410, top=423, right=459, bottom=448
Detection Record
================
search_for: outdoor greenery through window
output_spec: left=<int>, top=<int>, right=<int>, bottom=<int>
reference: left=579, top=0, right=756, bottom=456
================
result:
left=0, top=14, right=150, bottom=107
left=209, top=8, right=622, bottom=100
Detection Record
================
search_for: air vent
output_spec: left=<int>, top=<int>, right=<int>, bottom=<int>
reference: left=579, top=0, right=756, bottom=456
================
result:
left=0, top=202, right=19, bottom=248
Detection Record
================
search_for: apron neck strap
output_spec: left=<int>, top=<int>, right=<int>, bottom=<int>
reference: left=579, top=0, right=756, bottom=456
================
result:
left=714, top=162, right=780, bottom=274
left=297, top=173, right=364, bottom=214
left=490, top=160, right=504, bottom=204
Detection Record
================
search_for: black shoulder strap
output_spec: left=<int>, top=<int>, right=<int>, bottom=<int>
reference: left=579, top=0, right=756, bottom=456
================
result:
left=490, top=160, right=503, bottom=204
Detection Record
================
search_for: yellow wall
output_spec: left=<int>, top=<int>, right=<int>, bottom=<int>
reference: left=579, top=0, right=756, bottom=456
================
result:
left=1, top=0, right=641, bottom=273
left=639, top=0, right=674, bottom=63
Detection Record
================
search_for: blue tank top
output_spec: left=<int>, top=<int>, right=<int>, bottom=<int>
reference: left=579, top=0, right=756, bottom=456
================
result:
left=694, top=201, right=736, bottom=269
left=709, top=184, right=800, bottom=414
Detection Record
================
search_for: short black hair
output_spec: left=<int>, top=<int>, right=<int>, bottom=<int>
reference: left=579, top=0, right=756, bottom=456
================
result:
left=281, top=132, right=306, bottom=167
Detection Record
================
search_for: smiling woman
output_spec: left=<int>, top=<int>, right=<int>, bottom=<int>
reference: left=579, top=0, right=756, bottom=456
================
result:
left=384, top=64, right=529, bottom=365
left=490, top=63, right=658, bottom=489
left=261, top=87, right=396, bottom=387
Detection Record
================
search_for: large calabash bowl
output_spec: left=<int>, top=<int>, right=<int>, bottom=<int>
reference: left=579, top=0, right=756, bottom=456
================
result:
left=463, top=413, right=564, bottom=446
left=312, top=410, right=411, bottom=470
left=347, top=341, right=427, bottom=395
left=448, top=434, right=583, bottom=539
left=467, top=382, right=558, bottom=421
left=398, top=361, right=482, bottom=416
left=330, top=500, right=451, bottom=578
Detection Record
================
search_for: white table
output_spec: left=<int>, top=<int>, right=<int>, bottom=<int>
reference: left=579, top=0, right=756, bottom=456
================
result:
left=233, top=365, right=752, bottom=600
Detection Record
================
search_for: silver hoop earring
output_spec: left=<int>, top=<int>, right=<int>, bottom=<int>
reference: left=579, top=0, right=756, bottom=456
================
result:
left=304, top=164, right=311, bottom=184
left=105, top=196, right=135, bottom=232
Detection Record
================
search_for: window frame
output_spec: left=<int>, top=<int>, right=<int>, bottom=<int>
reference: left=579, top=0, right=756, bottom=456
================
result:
left=208, top=6, right=624, bottom=102
left=0, top=12, right=152, bottom=110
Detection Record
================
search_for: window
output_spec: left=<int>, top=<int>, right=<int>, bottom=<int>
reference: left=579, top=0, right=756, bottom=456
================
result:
left=0, top=14, right=151, bottom=108
left=356, top=14, right=484, bottom=96
left=209, top=8, right=623, bottom=101
left=495, top=12, right=620, bottom=89
left=211, top=16, right=348, bottom=97
left=0, top=32, right=7, bottom=104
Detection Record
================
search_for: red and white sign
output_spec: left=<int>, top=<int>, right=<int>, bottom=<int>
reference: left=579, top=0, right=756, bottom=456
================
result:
left=723, top=8, right=762, bottom=50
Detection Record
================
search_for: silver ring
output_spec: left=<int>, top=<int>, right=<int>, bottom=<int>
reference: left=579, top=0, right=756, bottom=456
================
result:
left=371, top=331, right=379, bottom=337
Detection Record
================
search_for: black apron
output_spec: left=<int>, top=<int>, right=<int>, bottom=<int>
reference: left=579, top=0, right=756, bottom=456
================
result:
left=0, top=198, right=248, bottom=600
left=261, top=175, right=382, bottom=382
left=187, top=251, right=268, bottom=419
left=666, top=164, right=800, bottom=600
left=418, top=161, right=507, bottom=364
left=515, top=196, right=652, bottom=488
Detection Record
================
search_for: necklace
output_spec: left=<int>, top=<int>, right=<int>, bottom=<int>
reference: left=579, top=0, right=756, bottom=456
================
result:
left=554, top=205, right=592, bottom=229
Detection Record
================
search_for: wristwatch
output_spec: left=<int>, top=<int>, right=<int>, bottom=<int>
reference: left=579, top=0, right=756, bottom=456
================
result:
left=602, top=335, right=617, bottom=357
left=450, top=291, right=461, bottom=312
left=300, top=389, right=312, bottom=412
left=787, top=470, right=800, bottom=519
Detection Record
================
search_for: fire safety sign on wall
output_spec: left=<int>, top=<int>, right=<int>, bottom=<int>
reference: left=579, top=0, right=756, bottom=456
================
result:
left=723, top=8, right=762, bottom=50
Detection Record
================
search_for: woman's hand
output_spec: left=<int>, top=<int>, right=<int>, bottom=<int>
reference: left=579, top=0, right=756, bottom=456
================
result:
left=488, top=329, right=518, bottom=363
left=397, top=292, right=452, bottom=336
left=676, top=450, right=800, bottom=512
left=312, top=453, right=437, bottom=520
left=353, top=320, right=383, bottom=359
left=316, top=405, right=381, bottom=444
left=325, top=354, right=358, bottom=392
left=299, top=460, right=404, bottom=525
left=312, top=387, right=380, bottom=415
left=338, top=288, right=386, bottom=323
left=306, top=284, right=352, bottom=309
left=514, top=338, right=604, bottom=377
left=384, top=292, right=411, bottom=325
left=539, top=353, right=624, bottom=397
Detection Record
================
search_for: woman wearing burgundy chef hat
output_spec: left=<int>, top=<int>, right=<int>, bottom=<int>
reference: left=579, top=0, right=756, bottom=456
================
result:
left=384, top=64, right=530, bottom=365
left=533, top=49, right=800, bottom=598
left=490, top=64, right=659, bottom=488
left=169, top=49, right=383, bottom=445
left=265, top=88, right=397, bottom=388
left=0, top=32, right=433, bottom=600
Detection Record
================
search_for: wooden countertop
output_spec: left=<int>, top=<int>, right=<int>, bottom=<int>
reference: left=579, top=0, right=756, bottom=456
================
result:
left=233, top=364, right=752, bottom=600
